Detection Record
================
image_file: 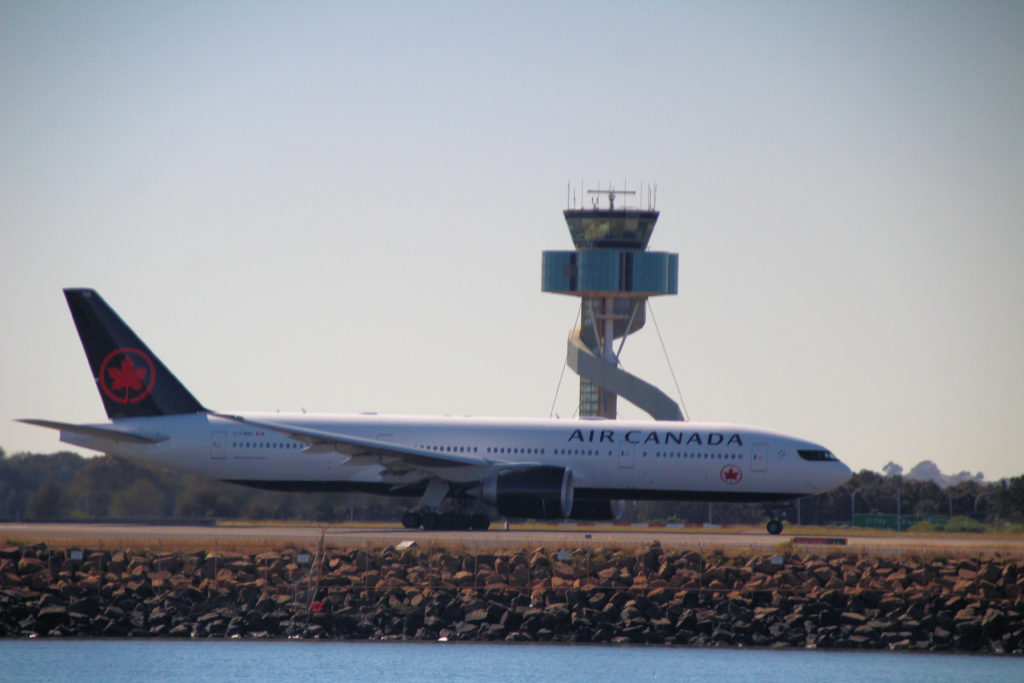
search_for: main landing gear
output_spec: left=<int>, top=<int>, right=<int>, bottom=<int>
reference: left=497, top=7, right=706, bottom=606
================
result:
left=766, top=519, right=784, bottom=535
left=401, top=510, right=491, bottom=531
left=404, top=478, right=490, bottom=530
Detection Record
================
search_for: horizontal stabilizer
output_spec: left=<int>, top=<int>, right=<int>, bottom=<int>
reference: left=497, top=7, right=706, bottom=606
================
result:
left=17, top=419, right=168, bottom=444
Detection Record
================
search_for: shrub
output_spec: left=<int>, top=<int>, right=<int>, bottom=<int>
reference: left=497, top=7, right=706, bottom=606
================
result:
left=946, top=516, right=985, bottom=533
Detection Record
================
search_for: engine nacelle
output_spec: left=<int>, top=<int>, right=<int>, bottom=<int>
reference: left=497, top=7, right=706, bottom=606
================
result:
left=482, top=466, right=573, bottom=519
left=568, top=499, right=625, bottom=521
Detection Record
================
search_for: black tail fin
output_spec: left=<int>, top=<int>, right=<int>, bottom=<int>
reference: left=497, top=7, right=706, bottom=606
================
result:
left=64, top=288, right=207, bottom=419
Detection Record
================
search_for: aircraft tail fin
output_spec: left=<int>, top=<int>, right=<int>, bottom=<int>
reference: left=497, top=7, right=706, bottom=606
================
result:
left=63, top=288, right=207, bottom=419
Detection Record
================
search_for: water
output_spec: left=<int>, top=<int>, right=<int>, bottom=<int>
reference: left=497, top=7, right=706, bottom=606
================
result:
left=1, top=641, right=1019, bottom=682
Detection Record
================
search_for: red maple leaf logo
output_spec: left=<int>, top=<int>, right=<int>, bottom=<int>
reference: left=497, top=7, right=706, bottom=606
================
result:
left=721, top=465, right=742, bottom=484
left=99, top=348, right=156, bottom=404
left=108, top=357, right=146, bottom=393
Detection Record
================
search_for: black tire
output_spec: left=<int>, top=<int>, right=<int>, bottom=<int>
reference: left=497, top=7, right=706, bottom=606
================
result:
left=470, top=513, right=491, bottom=531
left=422, top=512, right=440, bottom=530
left=766, top=519, right=783, bottom=535
left=402, top=512, right=422, bottom=529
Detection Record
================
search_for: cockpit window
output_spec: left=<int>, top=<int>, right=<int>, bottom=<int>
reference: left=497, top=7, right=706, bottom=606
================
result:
left=797, top=449, right=838, bottom=462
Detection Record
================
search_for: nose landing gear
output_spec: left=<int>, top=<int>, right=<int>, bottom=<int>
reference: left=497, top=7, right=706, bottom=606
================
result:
left=764, top=501, right=794, bottom=535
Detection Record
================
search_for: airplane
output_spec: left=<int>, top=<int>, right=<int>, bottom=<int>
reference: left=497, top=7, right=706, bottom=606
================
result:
left=20, top=289, right=852, bottom=534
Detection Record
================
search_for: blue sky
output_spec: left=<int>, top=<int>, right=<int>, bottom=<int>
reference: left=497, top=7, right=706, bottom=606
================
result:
left=2, top=1, right=1022, bottom=479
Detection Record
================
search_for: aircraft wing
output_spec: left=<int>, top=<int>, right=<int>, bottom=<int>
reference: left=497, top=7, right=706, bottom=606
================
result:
left=213, top=413, right=507, bottom=470
left=17, top=419, right=169, bottom=444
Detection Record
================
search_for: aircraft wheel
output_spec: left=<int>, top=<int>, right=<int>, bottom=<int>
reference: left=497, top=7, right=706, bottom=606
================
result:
left=450, top=513, right=470, bottom=531
left=421, top=512, right=440, bottom=530
left=469, top=514, right=490, bottom=531
left=766, top=519, right=784, bottom=535
left=402, top=512, right=422, bottom=529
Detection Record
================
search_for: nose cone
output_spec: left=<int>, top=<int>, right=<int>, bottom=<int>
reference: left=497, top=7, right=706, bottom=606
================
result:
left=795, top=441, right=852, bottom=493
left=834, top=458, right=853, bottom=488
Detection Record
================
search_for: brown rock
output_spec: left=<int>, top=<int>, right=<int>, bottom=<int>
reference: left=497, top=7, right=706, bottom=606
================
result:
left=840, top=612, right=867, bottom=626
left=453, top=570, right=475, bottom=587
left=551, top=576, right=572, bottom=590
left=509, top=565, right=532, bottom=589
left=17, top=557, right=46, bottom=575
left=553, top=562, right=576, bottom=580
left=978, top=580, right=1002, bottom=600
left=2, top=572, right=25, bottom=587
left=646, top=587, right=674, bottom=605
left=494, top=558, right=511, bottom=579
left=812, top=566, right=835, bottom=584
left=108, top=552, right=126, bottom=574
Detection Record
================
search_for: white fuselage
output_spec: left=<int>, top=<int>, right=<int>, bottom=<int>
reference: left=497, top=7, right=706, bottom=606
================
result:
left=59, top=412, right=851, bottom=503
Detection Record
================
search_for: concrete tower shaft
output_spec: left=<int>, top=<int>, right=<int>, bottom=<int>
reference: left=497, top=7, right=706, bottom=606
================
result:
left=542, top=186, right=682, bottom=421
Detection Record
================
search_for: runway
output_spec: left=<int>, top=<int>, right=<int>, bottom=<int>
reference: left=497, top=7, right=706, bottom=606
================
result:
left=4, top=522, right=1023, bottom=556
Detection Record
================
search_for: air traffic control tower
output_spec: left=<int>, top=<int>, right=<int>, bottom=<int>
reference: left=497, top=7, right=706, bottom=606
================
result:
left=542, top=185, right=683, bottom=421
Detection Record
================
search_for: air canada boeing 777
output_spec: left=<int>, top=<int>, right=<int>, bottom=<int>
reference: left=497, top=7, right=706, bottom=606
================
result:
left=21, top=289, right=851, bottom=534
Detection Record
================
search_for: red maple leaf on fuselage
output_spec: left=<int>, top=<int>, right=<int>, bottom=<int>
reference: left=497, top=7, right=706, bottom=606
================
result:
left=108, top=356, right=147, bottom=394
left=724, top=468, right=739, bottom=481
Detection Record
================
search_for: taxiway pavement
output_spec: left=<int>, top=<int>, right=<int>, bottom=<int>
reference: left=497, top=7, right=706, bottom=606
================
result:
left=3, top=522, right=1022, bottom=556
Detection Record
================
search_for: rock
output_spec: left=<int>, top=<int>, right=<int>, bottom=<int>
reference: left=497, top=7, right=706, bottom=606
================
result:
left=509, top=565, right=530, bottom=587
left=981, top=608, right=1007, bottom=638
left=17, top=557, right=46, bottom=575
left=840, top=612, right=867, bottom=626
left=464, top=608, right=489, bottom=624
left=2, top=541, right=1020, bottom=651
left=35, top=605, right=69, bottom=631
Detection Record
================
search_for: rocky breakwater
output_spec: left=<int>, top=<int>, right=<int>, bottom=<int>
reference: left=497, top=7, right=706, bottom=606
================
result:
left=1, top=541, right=1022, bottom=653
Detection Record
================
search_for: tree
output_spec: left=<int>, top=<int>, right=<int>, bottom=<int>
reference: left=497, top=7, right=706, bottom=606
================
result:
left=108, top=479, right=170, bottom=518
left=991, top=476, right=1024, bottom=524
left=25, top=479, right=68, bottom=518
left=883, top=462, right=903, bottom=478
left=907, top=460, right=946, bottom=486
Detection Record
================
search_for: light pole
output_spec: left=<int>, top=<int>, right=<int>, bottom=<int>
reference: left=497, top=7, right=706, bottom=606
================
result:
left=850, top=489, right=859, bottom=526
left=896, top=482, right=902, bottom=531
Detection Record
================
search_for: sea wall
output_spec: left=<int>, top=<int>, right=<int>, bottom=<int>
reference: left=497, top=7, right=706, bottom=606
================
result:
left=1, top=542, right=1021, bottom=653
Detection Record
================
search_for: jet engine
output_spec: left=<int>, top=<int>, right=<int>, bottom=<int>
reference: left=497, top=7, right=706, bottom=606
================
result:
left=481, top=466, right=573, bottom=519
left=568, top=498, right=625, bottom=521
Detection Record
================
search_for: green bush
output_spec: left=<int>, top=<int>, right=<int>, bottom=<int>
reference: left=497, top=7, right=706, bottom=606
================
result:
left=946, top=516, right=985, bottom=533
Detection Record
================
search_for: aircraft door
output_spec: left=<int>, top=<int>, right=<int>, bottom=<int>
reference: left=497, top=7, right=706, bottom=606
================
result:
left=211, top=431, right=227, bottom=460
left=618, top=447, right=635, bottom=469
left=752, top=443, right=768, bottom=472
